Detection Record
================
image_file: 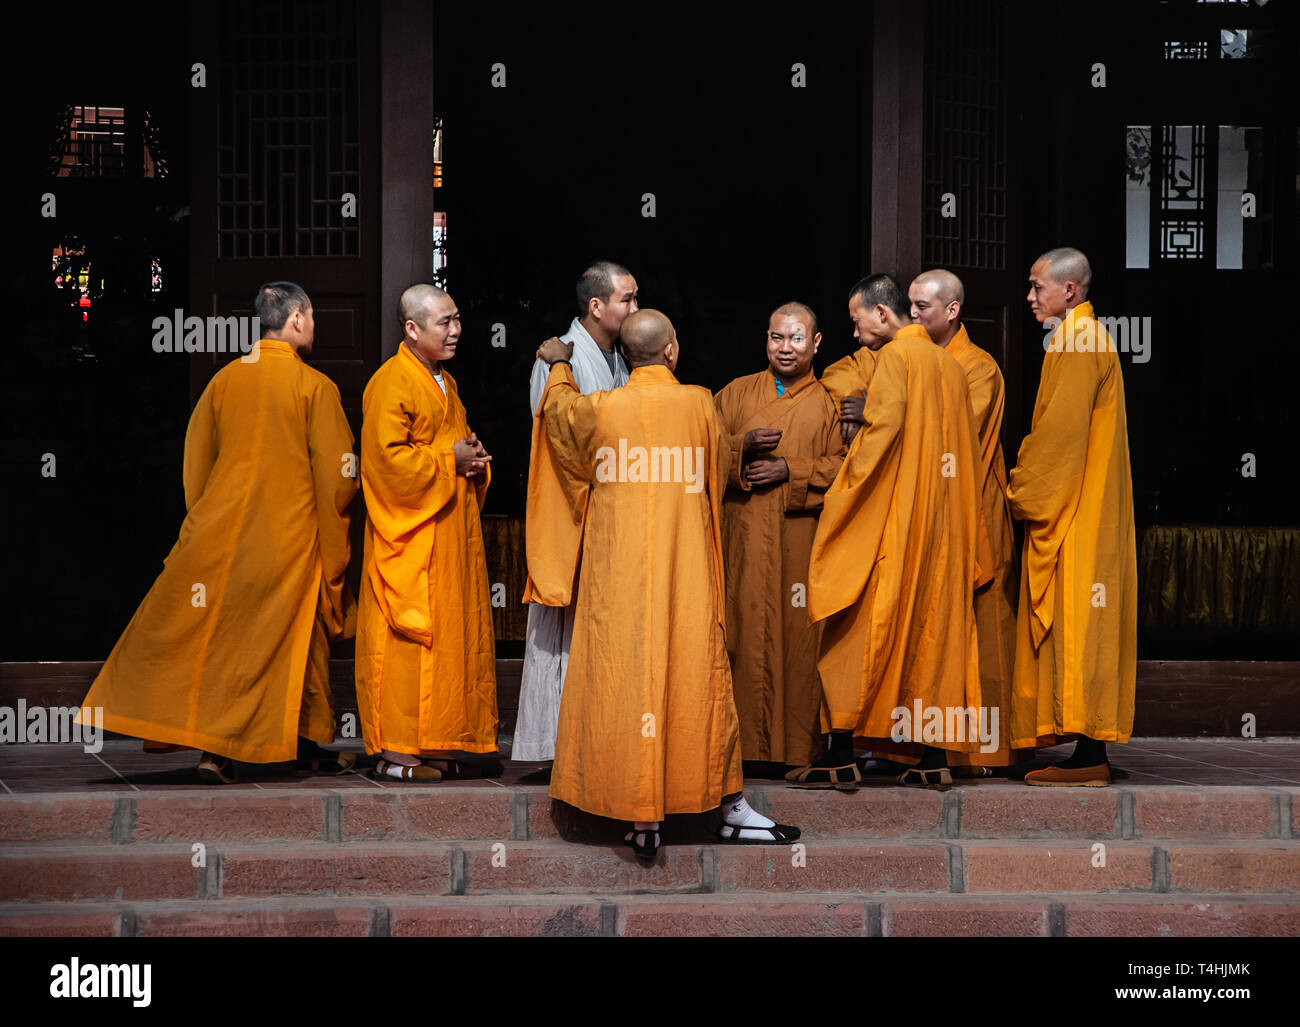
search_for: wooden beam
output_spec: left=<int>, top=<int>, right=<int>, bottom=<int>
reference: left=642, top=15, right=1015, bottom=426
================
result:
left=870, top=0, right=925, bottom=280
left=378, top=0, right=434, bottom=362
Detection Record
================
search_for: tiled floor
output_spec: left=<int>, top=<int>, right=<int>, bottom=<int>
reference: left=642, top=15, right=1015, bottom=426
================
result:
left=1, top=737, right=1299, bottom=793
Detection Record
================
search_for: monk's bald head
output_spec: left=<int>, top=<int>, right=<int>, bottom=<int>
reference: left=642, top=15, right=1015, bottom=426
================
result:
left=1027, top=247, right=1090, bottom=323
left=619, top=309, right=676, bottom=368
left=908, top=269, right=964, bottom=346
left=771, top=301, right=818, bottom=341
left=912, top=269, right=964, bottom=307
left=399, top=283, right=450, bottom=330
left=1036, top=247, right=1091, bottom=296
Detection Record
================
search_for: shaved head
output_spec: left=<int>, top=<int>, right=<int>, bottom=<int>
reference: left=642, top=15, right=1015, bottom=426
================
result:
left=770, top=300, right=818, bottom=340
left=619, top=309, right=675, bottom=365
left=912, top=269, right=964, bottom=307
left=909, top=269, right=965, bottom=346
left=1036, top=247, right=1092, bottom=297
left=399, top=283, right=449, bottom=329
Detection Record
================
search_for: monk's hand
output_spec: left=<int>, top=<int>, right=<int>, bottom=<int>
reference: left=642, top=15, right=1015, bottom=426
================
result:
left=744, top=456, right=789, bottom=487
left=467, top=431, right=491, bottom=460
left=742, top=428, right=782, bottom=457
left=537, top=336, right=574, bottom=364
left=841, top=421, right=862, bottom=445
left=454, top=438, right=485, bottom=478
left=840, top=391, right=866, bottom=425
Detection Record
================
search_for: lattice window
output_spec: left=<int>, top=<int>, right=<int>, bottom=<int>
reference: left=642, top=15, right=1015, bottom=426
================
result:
left=922, top=0, right=1008, bottom=271
left=216, top=0, right=360, bottom=259
left=51, top=106, right=162, bottom=178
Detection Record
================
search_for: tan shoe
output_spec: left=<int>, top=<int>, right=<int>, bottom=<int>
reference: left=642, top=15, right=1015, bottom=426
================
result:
left=1024, top=763, right=1110, bottom=787
left=896, top=767, right=952, bottom=791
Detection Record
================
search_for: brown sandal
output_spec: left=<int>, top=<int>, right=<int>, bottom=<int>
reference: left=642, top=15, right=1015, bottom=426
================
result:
left=372, top=758, right=443, bottom=782
left=896, top=767, right=952, bottom=791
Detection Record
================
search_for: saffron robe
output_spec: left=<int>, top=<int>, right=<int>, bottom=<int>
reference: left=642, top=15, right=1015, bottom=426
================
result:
left=820, top=347, right=879, bottom=406
left=808, top=325, right=989, bottom=752
left=945, top=325, right=1026, bottom=768
left=714, top=369, right=845, bottom=765
left=515, top=317, right=630, bottom=761
left=80, top=339, right=357, bottom=762
left=354, top=344, right=498, bottom=756
left=1006, top=302, right=1137, bottom=747
left=525, top=362, right=743, bottom=821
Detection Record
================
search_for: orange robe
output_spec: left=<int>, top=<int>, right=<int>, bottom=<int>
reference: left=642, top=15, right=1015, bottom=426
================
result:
left=80, top=339, right=357, bottom=762
left=820, top=347, right=879, bottom=405
left=713, top=369, right=845, bottom=765
left=525, top=362, right=743, bottom=821
left=809, top=325, right=989, bottom=753
left=1007, top=302, right=1137, bottom=747
left=355, top=344, right=498, bottom=756
left=945, top=325, right=1026, bottom=768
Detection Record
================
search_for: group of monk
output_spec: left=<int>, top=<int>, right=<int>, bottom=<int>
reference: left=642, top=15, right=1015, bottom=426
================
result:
left=80, top=246, right=1136, bottom=864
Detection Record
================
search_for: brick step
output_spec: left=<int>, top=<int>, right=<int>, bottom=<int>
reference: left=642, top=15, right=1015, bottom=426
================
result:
left=2, top=892, right=1298, bottom=937
left=3, top=839, right=1299, bottom=903
left=3, top=784, right=1295, bottom=846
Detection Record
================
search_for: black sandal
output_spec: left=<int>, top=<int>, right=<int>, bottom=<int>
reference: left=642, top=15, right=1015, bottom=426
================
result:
left=718, top=823, right=802, bottom=844
left=624, top=828, right=661, bottom=861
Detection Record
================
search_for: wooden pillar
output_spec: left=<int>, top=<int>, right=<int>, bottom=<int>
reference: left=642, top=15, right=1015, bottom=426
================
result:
left=870, top=0, right=925, bottom=281
left=379, top=0, right=434, bottom=361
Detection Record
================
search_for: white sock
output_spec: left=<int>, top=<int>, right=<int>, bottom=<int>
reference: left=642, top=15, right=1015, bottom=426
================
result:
left=722, top=795, right=774, bottom=829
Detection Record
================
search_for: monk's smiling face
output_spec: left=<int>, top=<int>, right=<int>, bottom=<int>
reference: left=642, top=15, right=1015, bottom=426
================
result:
left=408, top=292, right=461, bottom=366
left=1027, top=260, right=1072, bottom=323
left=767, top=312, right=819, bottom=383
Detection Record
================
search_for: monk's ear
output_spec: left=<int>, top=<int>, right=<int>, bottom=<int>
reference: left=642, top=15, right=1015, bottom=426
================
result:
left=812, top=332, right=822, bottom=355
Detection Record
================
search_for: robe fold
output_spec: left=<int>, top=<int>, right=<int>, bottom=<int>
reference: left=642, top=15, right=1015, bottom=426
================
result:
left=945, top=325, right=1026, bottom=767
left=1006, top=302, right=1137, bottom=747
left=515, top=317, right=629, bottom=761
left=355, top=344, right=498, bottom=756
left=527, top=362, right=743, bottom=822
left=819, top=347, right=879, bottom=406
left=79, top=339, right=357, bottom=762
left=808, top=325, right=987, bottom=752
left=714, top=369, right=845, bottom=765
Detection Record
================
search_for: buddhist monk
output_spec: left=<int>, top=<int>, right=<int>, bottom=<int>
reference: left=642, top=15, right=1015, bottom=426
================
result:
left=528, top=310, right=799, bottom=859
left=909, top=269, right=1027, bottom=777
left=1008, top=248, right=1137, bottom=785
left=515, top=262, right=637, bottom=765
left=355, top=284, right=498, bottom=782
left=79, top=282, right=358, bottom=783
left=821, top=290, right=881, bottom=447
left=789, top=274, right=989, bottom=791
left=714, top=301, right=845, bottom=769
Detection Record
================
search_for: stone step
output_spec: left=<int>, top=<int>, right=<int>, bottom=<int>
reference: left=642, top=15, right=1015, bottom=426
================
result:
left=2, top=892, right=1298, bottom=937
left=3, top=783, right=1294, bottom=846
left=3, top=838, right=1299, bottom=903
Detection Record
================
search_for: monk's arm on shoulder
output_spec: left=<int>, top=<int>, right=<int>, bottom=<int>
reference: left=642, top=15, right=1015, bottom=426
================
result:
left=181, top=382, right=219, bottom=510
left=307, top=381, right=359, bottom=634
left=1006, top=350, right=1100, bottom=524
left=539, top=361, right=600, bottom=464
